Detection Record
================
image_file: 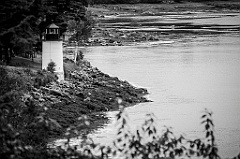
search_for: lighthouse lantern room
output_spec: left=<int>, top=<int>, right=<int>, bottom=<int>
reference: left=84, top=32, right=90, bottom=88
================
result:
left=42, top=23, right=64, bottom=81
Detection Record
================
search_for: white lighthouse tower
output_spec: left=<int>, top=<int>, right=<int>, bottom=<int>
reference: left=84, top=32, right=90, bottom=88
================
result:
left=42, top=23, right=64, bottom=81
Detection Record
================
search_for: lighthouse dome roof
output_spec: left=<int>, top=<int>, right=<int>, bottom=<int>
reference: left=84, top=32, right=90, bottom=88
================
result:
left=47, top=23, right=59, bottom=29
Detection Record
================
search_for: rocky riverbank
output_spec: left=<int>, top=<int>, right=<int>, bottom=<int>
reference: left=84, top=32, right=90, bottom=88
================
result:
left=15, top=57, right=150, bottom=140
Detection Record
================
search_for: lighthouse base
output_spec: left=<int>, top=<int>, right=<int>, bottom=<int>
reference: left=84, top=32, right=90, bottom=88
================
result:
left=55, top=71, right=65, bottom=81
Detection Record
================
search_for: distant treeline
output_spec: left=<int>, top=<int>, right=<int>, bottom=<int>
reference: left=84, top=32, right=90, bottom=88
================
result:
left=91, top=0, right=177, bottom=4
left=90, top=0, right=214, bottom=4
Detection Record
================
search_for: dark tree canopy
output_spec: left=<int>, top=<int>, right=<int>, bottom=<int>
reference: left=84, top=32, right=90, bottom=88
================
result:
left=0, top=0, right=91, bottom=63
left=91, top=0, right=180, bottom=4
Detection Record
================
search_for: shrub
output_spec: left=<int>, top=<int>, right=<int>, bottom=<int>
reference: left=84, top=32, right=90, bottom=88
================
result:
left=76, top=50, right=84, bottom=62
left=0, top=66, right=33, bottom=95
left=0, top=66, right=8, bottom=95
left=0, top=96, right=64, bottom=159
left=34, top=70, right=58, bottom=88
left=47, top=61, right=56, bottom=73
left=81, top=107, right=220, bottom=159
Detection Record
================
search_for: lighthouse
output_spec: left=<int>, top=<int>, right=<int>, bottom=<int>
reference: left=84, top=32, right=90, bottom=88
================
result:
left=42, top=23, right=64, bottom=81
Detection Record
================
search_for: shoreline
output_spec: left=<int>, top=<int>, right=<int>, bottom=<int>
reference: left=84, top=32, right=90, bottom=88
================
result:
left=36, top=57, right=151, bottom=141
left=5, top=54, right=151, bottom=145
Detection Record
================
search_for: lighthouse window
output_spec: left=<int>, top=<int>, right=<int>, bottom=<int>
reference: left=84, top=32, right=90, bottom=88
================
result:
left=49, top=29, right=54, bottom=34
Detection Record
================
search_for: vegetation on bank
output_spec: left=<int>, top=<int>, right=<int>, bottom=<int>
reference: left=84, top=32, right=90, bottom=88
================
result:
left=0, top=53, right=150, bottom=158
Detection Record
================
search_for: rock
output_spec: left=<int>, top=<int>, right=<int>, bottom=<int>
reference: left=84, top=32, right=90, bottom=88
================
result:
left=21, top=93, right=32, bottom=102
left=76, top=92, right=84, bottom=99
left=39, top=98, right=45, bottom=102
left=32, top=92, right=41, bottom=99
left=49, top=89, right=63, bottom=96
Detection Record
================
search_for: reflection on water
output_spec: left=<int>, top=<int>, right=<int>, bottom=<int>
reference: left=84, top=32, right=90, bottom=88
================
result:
left=84, top=33, right=240, bottom=158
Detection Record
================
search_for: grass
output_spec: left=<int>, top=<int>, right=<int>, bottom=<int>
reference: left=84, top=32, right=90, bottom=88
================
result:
left=8, top=55, right=41, bottom=71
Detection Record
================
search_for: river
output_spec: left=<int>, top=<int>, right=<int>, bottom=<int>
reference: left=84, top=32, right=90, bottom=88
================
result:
left=83, top=31, right=240, bottom=157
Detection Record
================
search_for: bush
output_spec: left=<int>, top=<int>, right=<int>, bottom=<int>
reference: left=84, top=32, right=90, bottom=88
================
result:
left=77, top=107, right=220, bottom=159
left=34, top=70, right=58, bottom=88
left=47, top=61, right=56, bottom=73
left=76, top=50, right=84, bottom=62
left=0, top=95, right=65, bottom=159
left=0, top=66, right=33, bottom=95
left=0, top=66, right=8, bottom=95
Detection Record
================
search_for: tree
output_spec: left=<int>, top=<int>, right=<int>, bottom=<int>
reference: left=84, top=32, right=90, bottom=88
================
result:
left=0, top=0, right=43, bottom=62
left=0, top=0, right=92, bottom=64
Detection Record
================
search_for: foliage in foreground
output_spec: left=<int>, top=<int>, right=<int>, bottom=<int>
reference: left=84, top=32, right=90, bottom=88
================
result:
left=61, top=106, right=220, bottom=159
left=1, top=94, right=232, bottom=159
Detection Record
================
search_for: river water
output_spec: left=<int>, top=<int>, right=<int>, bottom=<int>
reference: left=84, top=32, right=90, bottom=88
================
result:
left=84, top=33, right=240, bottom=158
left=82, top=13, right=240, bottom=158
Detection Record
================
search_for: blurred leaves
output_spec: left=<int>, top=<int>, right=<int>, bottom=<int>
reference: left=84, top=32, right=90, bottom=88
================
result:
left=0, top=90, right=227, bottom=159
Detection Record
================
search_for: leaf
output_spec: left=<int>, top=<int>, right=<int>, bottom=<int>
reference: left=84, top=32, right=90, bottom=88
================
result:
left=122, top=118, right=127, bottom=126
left=49, top=118, right=62, bottom=128
left=207, top=118, right=214, bottom=126
left=153, top=127, right=157, bottom=134
left=117, top=138, right=122, bottom=143
left=36, top=115, right=44, bottom=122
left=212, top=135, right=215, bottom=143
left=190, top=142, right=194, bottom=148
left=201, top=120, right=206, bottom=124
left=170, top=151, right=174, bottom=158
left=189, top=149, right=195, bottom=155
left=148, top=130, right=153, bottom=136
left=206, top=131, right=210, bottom=138
left=112, top=150, right=117, bottom=156
left=117, top=130, right=122, bottom=135
left=118, top=148, right=123, bottom=152
left=205, top=123, right=210, bottom=130
left=137, top=130, right=140, bottom=137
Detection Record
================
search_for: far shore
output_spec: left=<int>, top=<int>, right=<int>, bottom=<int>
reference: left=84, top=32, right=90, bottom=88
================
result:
left=79, top=1, right=240, bottom=47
